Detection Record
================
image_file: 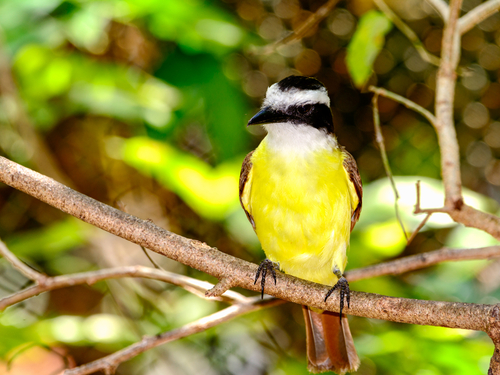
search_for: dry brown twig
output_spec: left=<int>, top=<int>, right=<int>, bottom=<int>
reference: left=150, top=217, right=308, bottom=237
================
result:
left=459, top=0, right=500, bottom=35
left=63, top=297, right=283, bottom=375
left=260, top=0, right=340, bottom=54
left=374, top=0, right=441, bottom=67
left=371, top=92, right=408, bottom=240
left=346, top=245, right=500, bottom=281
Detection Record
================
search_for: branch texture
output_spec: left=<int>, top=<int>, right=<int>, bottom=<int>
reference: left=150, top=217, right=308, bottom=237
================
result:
left=0, top=156, right=499, bottom=335
left=459, top=0, right=500, bottom=35
left=64, top=298, right=283, bottom=375
left=346, top=246, right=500, bottom=281
left=434, top=0, right=463, bottom=209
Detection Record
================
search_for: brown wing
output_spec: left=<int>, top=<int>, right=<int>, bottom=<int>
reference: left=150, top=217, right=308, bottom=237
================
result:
left=239, top=150, right=256, bottom=230
left=342, top=148, right=362, bottom=232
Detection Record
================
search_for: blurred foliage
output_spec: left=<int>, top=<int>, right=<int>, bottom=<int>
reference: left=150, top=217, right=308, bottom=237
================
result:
left=346, top=10, right=392, bottom=87
left=0, top=0, right=499, bottom=374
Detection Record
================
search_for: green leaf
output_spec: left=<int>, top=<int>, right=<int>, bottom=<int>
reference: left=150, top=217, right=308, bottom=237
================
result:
left=346, top=10, right=392, bottom=87
left=5, top=219, right=89, bottom=259
left=119, top=137, right=242, bottom=220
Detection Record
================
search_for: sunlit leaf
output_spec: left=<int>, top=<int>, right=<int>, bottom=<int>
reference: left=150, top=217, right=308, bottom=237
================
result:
left=118, top=137, right=241, bottom=220
left=5, top=219, right=90, bottom=259
left=346, top=10, right=392, bottom=87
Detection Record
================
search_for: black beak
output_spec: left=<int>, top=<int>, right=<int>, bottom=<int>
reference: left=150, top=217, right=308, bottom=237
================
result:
left=247, top=107, right=289, bottom=126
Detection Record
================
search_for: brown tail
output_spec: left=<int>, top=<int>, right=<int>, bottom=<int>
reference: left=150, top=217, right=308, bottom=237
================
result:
left=302, top=306, right=360, bottom=374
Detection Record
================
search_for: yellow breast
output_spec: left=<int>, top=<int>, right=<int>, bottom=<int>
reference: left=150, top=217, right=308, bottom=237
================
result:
left=243, top=138, right=356, bottom=286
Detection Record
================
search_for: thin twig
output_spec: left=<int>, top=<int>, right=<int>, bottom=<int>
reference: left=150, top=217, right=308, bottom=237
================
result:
left=368, top=86, right=437, bottom=125
left=406, top=212, right=432, bottom=246
left=260, top=0, right=340, bottom=54
left=139, top=245, right=164, bottom=270
left=374, top=0, right=441, bottom=67
left=205, top=277, right=236, bottom=298
left=459, top=0, right=500, bottom=35
left=413, top=180, right=450, bottom=215
left=0, top=265, right=249, bottom=311
left=346, top=246, right=500, bottom=281
left=64, top=297, right=284, bottom=375
left=0, top=239, right=46, bottom=283
left=372, top=93, right=408, bottom=240
left=425, top=0, right=450, bottom=21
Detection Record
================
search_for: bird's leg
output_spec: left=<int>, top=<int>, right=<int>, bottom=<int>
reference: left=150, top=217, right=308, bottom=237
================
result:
left=254, top=259, right=278, bottom=299
left=324, top=267, right=351, bottom=323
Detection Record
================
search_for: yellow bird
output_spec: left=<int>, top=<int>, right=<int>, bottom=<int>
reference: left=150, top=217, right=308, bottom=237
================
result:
left=239, top=76, right=362, bottom=374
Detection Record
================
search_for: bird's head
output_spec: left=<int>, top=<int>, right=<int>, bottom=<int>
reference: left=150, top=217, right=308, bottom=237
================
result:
left=247, top=76, right=334, bottom=134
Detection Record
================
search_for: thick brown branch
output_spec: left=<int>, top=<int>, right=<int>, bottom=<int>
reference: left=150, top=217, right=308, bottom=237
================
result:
left=346, top=246, right=500, bottom=281
left=489, top=306, right=500, bottom=374
left=434, top=0, right=463, bottom=208
left=0, top=156, right=499, bottom=334
left=448, top=204, right=500, bottom=240
left=64, top=297, right=284, bottom=375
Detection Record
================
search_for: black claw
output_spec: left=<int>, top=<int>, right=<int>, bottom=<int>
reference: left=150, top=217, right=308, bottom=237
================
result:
left=324, top=276, right=351, bottom=323
left=254, top=259, right=277, bottom=299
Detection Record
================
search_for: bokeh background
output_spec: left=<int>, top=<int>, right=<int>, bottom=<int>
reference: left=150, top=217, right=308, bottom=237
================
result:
left=0, top=0, right=500, bottom=374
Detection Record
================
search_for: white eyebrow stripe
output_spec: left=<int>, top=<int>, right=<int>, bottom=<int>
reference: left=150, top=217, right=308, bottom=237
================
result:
left=262, top=83, right=330, bottom=110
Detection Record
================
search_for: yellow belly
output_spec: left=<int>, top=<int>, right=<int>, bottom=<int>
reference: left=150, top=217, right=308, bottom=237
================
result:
left=246, top=140, right=353, bottom=286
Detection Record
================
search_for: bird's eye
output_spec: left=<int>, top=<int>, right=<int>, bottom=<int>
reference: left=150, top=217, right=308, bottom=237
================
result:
left=298, top=104, right=313, bottom=115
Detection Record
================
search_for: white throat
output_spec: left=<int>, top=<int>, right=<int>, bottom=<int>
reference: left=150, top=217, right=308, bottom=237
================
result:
left=263, top=123, right=338, bottom=154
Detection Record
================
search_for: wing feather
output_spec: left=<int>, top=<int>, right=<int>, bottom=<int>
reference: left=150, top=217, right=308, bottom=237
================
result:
left=342, top=148, right=362, bottom=232
left=239, top=151, right=256, bottom=230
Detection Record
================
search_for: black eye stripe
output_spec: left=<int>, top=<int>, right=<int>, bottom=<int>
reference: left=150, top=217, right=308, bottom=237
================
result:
left=297, top=104, right=313, bottom=114
left=277, top=103, right=334, bottom=134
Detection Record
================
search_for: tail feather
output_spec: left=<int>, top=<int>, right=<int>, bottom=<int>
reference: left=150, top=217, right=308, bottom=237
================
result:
left=303, top=306, right=360, bottom=374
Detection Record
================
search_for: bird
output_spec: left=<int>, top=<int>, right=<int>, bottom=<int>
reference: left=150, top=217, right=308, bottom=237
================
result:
left=239, top=75, right=362, bottom=374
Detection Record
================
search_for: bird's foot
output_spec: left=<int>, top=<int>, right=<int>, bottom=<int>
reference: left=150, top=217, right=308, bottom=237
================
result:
left=324, top=276, right=350, bottom=322
left=254, top=259, right=278, bottom=299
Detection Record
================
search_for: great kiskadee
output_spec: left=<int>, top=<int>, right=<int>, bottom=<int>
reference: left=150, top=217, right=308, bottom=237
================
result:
left=239, top=76, right=362, bottom=374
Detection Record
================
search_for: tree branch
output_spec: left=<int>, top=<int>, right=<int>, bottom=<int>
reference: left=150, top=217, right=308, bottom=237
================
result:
left=374, top=0, right=441, bottom=67
left=459, top=0, right=500, bottom=35
left=0, top=264, right=250, bottom=311
left=425, top=0, right=450, bottom=21
left=368, top=86, right=437, bottom=125
left=0, top=239, right=47, bottom=283
left=435, top=0, right=463, bottom=209
left=346, top=246, right=500, bottom=281
left=260, top=0, right=340, bottom=54
left=413, top=180, right=500, bottom=240
left=371, top=92, right=408, bottom=240
left=63, top=297, right=283, bottom=375
left=0, top=156, right=499, bottom=334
